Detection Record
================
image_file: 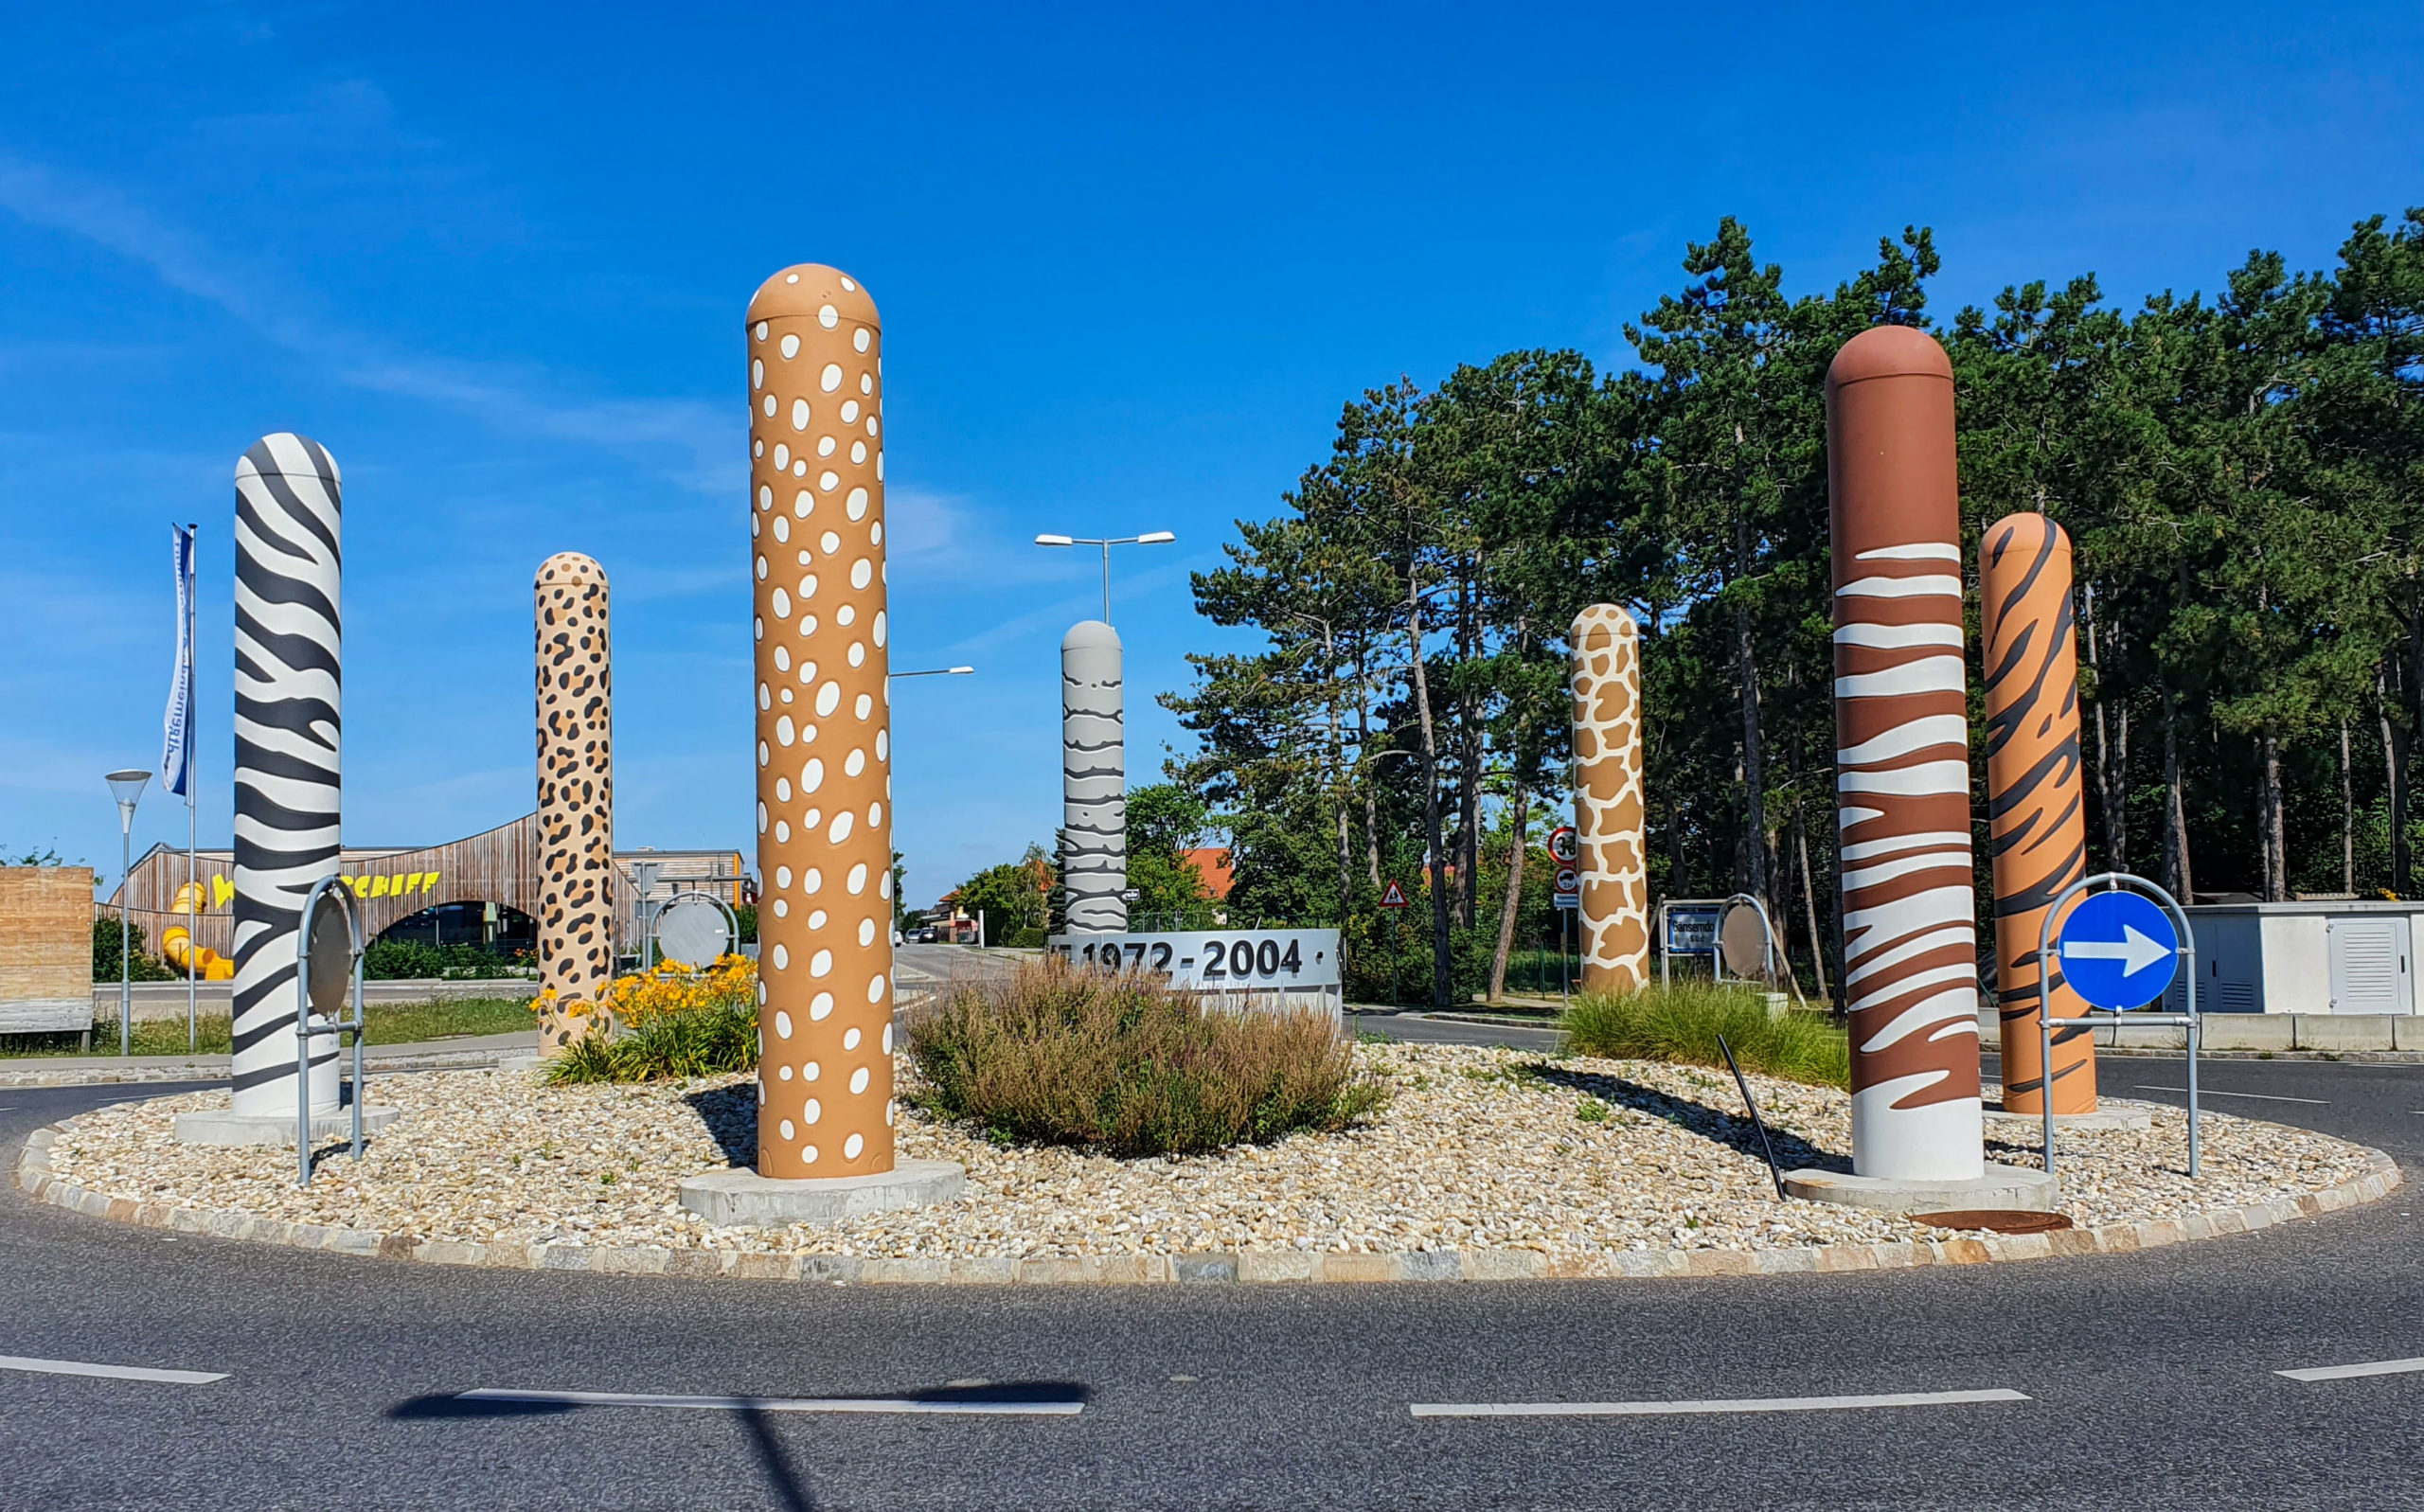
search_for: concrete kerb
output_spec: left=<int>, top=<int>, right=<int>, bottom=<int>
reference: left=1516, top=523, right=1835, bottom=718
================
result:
left=13, top=1107, right=2402, bottom=1287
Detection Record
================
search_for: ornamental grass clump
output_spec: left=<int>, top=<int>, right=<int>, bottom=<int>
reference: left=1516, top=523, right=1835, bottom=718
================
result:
left=544, top=954, right=760, bottom=1083
left=1560, top=981, right=1850, bottom=1089
left=906, top=958, right=1385, bottom=1157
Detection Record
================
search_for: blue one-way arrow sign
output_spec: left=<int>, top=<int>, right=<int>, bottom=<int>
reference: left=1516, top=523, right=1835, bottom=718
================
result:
left=2056, top=890, right=2181, bottom=1009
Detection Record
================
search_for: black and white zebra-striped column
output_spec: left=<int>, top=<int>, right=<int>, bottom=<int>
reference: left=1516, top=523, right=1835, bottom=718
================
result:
left=231, top=434, right=343, bottom=1117
left=1060, top=620, right=1126, bottom=932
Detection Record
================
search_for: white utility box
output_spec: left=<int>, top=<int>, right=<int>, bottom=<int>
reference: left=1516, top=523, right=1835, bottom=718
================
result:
left=2162, top=900, right=2422, bottom=1015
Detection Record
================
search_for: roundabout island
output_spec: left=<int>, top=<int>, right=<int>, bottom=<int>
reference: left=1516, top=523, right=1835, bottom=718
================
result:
left=20, top=1041, right=2397, bottom=1284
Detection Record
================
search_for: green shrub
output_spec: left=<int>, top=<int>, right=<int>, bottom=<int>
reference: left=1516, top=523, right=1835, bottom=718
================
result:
left=1002, top=926, right=1049, bottom=948
left=544, top=1000, right=758, bottom=1083
left=907, top=958, right=1385, bottom=1156
left=92, top=918, right=175, bottom=982
left=1560, top=983, right=1849, bottom=1088
left=363, top=939, right=526, bottom=981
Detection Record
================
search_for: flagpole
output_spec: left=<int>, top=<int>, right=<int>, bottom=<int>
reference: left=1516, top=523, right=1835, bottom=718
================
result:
left=186, top=524, right=198, bottom=1055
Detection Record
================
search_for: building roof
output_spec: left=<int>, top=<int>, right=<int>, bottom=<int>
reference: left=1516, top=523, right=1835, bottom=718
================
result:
left=1184, top=846, right=1234, bottom=900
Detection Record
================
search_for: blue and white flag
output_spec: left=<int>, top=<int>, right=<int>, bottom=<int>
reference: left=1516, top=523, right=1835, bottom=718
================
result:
left=162, top=524, right=196, bottom=798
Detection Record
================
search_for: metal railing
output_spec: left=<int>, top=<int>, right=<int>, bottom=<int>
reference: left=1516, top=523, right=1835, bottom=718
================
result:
left=2037, top=871, right=2201, bottom=1179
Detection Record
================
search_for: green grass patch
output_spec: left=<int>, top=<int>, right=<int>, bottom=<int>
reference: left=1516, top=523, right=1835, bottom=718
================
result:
left=1560, top=982, right=1849, bottom=1088
left=907, top=958, right=1386, bottom=1157
left=0, top=994, right=537, bottom=1059
left=543, top=1001, right=758, bottom=1083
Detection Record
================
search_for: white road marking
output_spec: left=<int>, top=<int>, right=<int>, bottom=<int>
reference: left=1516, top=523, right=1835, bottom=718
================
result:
left=1410, top=1388, right=2029, bottom=1418
left=0, top=1354, right=226, bottom=1385
left=2134, top=1086, right=2326, bottom=1105
left=457, top=1388, right=1080, bottom=1415
left=2276, top=1357, right=2424, bottom=1382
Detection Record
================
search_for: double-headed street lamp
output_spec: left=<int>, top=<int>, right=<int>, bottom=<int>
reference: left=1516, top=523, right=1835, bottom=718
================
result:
left=890, top=666, right=975, bottom=679
left=104, top=769, right=151, bottom=1057
left=1033, top=530, right=1176, bottom=625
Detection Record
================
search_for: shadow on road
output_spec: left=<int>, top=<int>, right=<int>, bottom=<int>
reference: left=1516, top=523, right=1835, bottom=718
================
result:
left=386, top=1380, right=1094, bottom=1511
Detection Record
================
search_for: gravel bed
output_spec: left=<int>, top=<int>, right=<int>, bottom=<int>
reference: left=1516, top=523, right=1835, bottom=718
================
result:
left=45, top=1042, right=2377, bottom=1262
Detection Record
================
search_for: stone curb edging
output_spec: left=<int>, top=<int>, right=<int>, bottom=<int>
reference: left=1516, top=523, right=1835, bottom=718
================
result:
left=0, top=1048, right=522, bottom=1089
left=14, top=1112, right=2401, bottom=1286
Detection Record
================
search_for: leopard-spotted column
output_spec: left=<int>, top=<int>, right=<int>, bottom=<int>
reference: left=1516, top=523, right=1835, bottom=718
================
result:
left=1570, top=605, right=1648, bottom=993
left=749, top=264, right=897, bottom=1180
left=534, top=552, right=614, bottom=1052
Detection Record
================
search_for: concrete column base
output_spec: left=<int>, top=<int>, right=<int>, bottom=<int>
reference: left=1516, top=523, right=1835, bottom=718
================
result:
left=1782, top=1161, right=2059, bottom=1214
left=1983, top=1100, right=2154, bottom=1133
left=678, top=1160, right=967, bottom=1229
left=173, top=1104, right=401, bottom=1147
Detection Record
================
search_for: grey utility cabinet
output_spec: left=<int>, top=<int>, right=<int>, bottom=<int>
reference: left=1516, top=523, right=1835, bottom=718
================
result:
left=2161, top=900, right=2421, bottom=1015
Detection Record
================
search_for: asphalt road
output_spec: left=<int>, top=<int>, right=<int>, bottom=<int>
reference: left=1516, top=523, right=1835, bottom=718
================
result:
left=6, top=1048, right=2424, bottom=1509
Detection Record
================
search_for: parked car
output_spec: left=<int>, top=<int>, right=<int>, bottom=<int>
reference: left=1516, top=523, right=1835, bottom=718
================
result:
left=916, top=926, right=937, bottom=943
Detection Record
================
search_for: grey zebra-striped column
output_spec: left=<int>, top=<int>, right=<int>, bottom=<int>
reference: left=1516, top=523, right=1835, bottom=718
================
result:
left=231, top=434, right=343, bottom=1116
left=1060, top=620, right=1126, bottom=932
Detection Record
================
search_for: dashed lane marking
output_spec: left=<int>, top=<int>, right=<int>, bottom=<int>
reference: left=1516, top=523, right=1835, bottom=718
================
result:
left=0, top=1354, right=226, bottom=1385
left=2277, top=1358, right=2424, bottom=1382
left=1410, top=1389, right=2029, bottom=1418
left=2133, top=1086, right=2327, bottom=1105
left=457, top=1388, right=1081, bottom=1415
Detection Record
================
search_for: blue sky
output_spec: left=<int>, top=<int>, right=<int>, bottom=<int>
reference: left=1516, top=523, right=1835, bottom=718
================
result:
left=3, top=3, right=2420, bottom=908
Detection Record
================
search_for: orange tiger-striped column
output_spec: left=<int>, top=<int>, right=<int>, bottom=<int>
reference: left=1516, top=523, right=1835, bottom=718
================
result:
left=748, top=265, right=896, bottom=1180
left=1980, top=513, right=2098, bottom=1114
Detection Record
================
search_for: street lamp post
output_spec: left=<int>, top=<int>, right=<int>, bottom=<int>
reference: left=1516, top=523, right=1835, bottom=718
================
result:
left=631, top=860, right=664, bottom=969
left=105, top=770, right=152, bottom=1057
left=1033, top=531, right=1176, bottom=625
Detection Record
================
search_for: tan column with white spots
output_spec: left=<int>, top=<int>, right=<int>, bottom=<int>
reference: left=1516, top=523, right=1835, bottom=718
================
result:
left=747, top=264, right=896, bottom=1180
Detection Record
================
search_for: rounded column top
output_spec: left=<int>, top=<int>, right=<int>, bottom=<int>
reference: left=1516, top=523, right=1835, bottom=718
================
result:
left=1061, top=619, right=1123, bottom=652
left=1569, top=603, right=1639, bottom=646
left=237, top=432, right=340, bottom=486
left=1983, top=509, right=2069, bottom=560
left=748, top=264, right=880, bottom=330
left=1827, top=325, right=1952, bottom=389
left=535, top=551, right=608, bottom=589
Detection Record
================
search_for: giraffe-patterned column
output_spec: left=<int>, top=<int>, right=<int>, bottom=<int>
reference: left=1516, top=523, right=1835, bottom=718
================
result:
left=1980, top=512, right=2098, bottom=1115
left=230, top=434, right=342, bottom=1117
left=749, top=264, right=896, bottom=1180
left=1826, top=326, right=1985, bottom=1183
left=1570, top=605, right=1648, bottom=993
left=535, top=552, right=615, bottom=1052
left=1060, top=620, right=1126, bottom=933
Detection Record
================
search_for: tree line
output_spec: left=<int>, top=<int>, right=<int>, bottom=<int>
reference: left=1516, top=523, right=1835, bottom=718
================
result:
left=1160, top=208, right=2424, bottom=1006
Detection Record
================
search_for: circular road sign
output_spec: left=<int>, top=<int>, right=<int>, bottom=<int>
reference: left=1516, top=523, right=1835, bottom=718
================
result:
left=303, top=889, right=353, bottom=1019
left=1719, top=902, right=1769, bottom=979
left=2056, top=889, right=2180, bottom=1009
left=1552, top=866, right=1579, bottom=897
left=654, top=896, right=735, bottom=968
left=1547, top=826, right=1579, bottom=866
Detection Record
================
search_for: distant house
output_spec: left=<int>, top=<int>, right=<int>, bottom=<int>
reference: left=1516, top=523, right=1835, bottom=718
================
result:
left=1183, top=846, right=1235, bottom=900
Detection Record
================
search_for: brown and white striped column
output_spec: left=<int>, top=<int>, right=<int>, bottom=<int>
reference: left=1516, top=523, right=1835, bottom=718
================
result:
left=1825, top=326, right=1985, bottom=1183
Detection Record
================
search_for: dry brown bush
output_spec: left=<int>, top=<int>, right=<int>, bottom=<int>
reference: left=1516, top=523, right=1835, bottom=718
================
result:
left=904, top=958, right=1384, bottom=1156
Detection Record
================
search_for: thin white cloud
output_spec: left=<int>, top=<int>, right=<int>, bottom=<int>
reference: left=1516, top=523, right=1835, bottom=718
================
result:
left=0, top=151, right=734, bottom=494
